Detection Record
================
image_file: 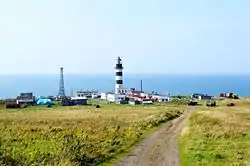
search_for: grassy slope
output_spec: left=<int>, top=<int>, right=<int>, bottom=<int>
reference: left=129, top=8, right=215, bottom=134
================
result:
left=0, top=101, right=184, bottom=166
left=180, top=99, right=250, bottom=166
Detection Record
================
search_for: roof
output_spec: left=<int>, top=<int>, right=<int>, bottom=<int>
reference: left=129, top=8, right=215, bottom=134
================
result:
left=127, top=96, right=154, bottom=101
left=131, top=90, right=144, bottom=93
left=151, top=95, right=169, bottom=99
left=192, top=93, right=205, bottom=96
left=107, top=94, right=126, bottom=97
left=76, top=90, right=98, bottom=93
left=20, top=92, right=33, bottom=96
left=71, top=97, right=87, bottom=100
left=102, top=92, right=114, bottom=94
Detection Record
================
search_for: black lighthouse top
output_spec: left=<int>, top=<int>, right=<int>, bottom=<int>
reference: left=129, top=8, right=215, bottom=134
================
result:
left=115, top=57, right=123, bottom=69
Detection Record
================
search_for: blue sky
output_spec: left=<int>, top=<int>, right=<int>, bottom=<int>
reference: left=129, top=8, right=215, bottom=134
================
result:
left=0, top=0, right=249, bottom=74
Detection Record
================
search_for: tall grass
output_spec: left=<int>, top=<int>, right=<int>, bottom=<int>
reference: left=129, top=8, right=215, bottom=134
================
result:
left=180, top=99, right=250, bottom=166
left=0, top=104, right=183, bottom=166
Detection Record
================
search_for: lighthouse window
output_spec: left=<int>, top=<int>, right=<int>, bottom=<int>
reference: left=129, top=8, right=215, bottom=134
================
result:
left=116, top=72, right=123, bottom=76
left=116, top=80, right=123, bottom=84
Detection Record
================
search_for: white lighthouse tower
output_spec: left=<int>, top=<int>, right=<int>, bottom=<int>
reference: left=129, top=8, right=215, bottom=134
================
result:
left=115, top=57, right=123, bottom=94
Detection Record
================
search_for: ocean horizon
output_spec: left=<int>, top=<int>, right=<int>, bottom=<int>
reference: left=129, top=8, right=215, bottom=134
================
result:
left=0, top=74, right=249, bottom=98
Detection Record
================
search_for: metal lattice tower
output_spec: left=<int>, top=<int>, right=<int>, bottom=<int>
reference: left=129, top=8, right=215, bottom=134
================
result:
left=58, top=67, right=65, bottom=97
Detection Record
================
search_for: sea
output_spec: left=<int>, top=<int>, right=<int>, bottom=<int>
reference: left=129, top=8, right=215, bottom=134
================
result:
left=0, top=74, right=249, bottom=98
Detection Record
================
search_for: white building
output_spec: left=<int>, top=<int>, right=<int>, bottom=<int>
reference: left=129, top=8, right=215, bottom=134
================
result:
left=100, top=92, right=113, bottom=100
left=128, top=97, right=153, bottom=105
left=106, top=94, right=126, bottom=103
left=76, top=90, right=99, bottom=98
left=101, top=92, right=107, bottom=100
left=101, top=92, right=126, bottom=103
left=151, top=95, right=170, bottom=102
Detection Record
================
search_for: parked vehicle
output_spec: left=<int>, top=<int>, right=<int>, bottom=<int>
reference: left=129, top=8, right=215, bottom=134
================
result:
left=206, top=100, right=216, bottom=107
left=188, top=99, right=198, bottom=106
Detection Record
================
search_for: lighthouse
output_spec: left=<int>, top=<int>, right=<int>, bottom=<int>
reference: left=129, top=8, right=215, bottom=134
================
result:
left=115, top=57, right=123, bottom=94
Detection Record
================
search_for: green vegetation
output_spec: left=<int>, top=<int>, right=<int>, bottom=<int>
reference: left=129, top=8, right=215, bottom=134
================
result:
left=0, top=102, right=184, bottom=166
left=180, top=99, right=250, bottom=166
left=168, top=98, right=189, bottom=105
left=0, top=100, right=5, bottom=108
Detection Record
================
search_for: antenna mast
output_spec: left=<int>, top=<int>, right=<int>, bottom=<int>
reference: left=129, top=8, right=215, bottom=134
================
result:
left=58, top=67, right=66, bottom=97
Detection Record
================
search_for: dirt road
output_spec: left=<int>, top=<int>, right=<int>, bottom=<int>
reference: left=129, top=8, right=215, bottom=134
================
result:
left=117, top=108, right=195, bottom=166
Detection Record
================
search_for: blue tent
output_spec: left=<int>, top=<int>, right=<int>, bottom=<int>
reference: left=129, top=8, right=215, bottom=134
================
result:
left=36, top=98, right=53, bottom=105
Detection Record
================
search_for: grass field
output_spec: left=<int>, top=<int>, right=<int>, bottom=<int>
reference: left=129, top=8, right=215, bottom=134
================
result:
left=0, top=100, right=184, bottom=166
left=180, top=98, right=250, bottom=166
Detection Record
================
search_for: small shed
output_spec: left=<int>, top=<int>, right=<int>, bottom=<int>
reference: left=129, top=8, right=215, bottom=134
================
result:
left=129, top=100, right=141, bottom=105
left=100, top=92, right=113, bottom=100
left=61, top=97, right=88, bottom=106
left=191, top=93, right=213, bottom=100
left=76, top=90, right=98, bottom=98
left=141, top=99, right=153, bottom=105
left=106, top=94, right=126, bottom=103
left=70, top=97, right=88, bottom=105
left=128, top=97, right=153, bottom=105
left=100, top=93, right=106, bottom=100
left=17, top=92, right=35, bottom=105
left=5, top=99, right=21, bottom=109
left=151, top=95, right=170, bottom=102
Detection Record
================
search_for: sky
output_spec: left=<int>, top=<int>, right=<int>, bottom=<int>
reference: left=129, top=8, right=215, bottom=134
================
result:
left=0, top=0, right=249, bottom=74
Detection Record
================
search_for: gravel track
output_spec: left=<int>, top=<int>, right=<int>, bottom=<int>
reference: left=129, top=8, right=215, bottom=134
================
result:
left=117, top=108, right=195, bottom=166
